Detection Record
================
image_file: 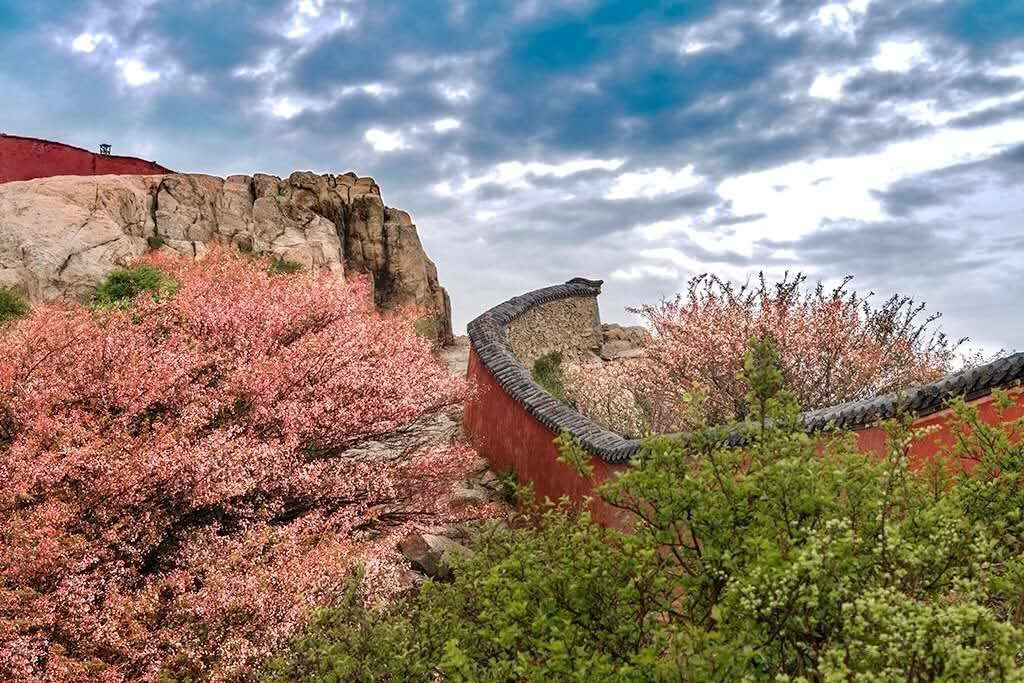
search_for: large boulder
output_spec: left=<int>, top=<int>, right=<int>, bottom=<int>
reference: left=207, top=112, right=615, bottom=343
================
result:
left=0, top=171, right=453, bottom=344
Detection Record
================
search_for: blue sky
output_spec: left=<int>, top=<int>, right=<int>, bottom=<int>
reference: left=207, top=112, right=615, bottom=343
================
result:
left=2, top=0, right=1023, bottom=352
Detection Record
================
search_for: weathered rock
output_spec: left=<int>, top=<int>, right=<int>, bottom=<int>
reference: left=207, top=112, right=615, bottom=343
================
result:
left=399, top=533, right=472, bottom=579
left=0, top=171, right=453, bottom=343
left=599, top=323, right=651, bottom=360
left=450, top=482, right=493, bottom=507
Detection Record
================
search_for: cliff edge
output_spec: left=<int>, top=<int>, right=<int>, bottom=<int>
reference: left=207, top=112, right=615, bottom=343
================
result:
left=0, top=171, right=453, bottom=344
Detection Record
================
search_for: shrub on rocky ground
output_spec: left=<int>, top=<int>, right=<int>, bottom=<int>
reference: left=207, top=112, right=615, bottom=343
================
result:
left=268, top=340, right=1024, bottom=681
left=0, top=248, right=477, bottom=681
left=531, top=351, right=567, bottom=402
left=0, top=288, right=28, bottom=324
left=93, top=264, right=180, bottom=307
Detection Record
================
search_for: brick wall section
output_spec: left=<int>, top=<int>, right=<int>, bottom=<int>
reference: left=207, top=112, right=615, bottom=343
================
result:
left=465, top=277, right=1024, bottom=527
left=505, top=296, right=602, bottom=367
left=0, top=134, right=171, bottom=185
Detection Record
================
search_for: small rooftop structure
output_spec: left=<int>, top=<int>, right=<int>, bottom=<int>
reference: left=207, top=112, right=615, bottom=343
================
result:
left=99, top=144, right=111, bottom=155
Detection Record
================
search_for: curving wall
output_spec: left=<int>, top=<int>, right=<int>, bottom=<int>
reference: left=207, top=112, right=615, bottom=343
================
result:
left=464, top=278, right=1024, bottom=526
left=0, top=134, right=171, bottom=185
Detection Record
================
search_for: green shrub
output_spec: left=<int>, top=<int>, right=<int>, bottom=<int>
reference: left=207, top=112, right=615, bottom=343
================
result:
left=267, top=258, right=304, bottom=275
left=266, top=339, right=1024, bottom=680
left=263, top=509, right=666, bottom=682
left=531, top=351, right=567, bottom=401
left=0, top=288, right=29, bottom=324
left=93, top=266, right=180, bottom=308
left=146, top=234, right=166, bottom=249
left=413, top=315, right=441, bottom=341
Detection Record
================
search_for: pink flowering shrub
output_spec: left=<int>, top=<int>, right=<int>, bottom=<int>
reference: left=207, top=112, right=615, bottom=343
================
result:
left=0, top=249, right=476, bottom=681
left=566, top=273, right=963, bottom=436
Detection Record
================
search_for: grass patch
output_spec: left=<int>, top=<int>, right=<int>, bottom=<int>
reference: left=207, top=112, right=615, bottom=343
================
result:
left=267, top=259, right=304, bottom=276
left=532, top=351, right=566, bottom=401
left=0, top=288, right=29, bottom=324
left=413, top=315, right=441, bottom=342
left=94, top=266, right=180, bottom=308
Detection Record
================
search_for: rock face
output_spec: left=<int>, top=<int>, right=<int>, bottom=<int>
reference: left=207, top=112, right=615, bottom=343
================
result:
left=0, top=171, right=453, bottom=343
left=599, top=323, right=651, bottom=360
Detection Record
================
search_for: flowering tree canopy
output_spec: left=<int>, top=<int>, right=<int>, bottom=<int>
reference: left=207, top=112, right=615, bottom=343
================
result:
left=567, top=272, right=965, bottom=436
left=0, top=250, right=475, bottom=681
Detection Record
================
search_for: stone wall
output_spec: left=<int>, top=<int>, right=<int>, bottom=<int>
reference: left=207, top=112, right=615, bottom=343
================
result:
left=505, top=296, right=602, bottom=368
left=464, top=279, right=1024, bottom=528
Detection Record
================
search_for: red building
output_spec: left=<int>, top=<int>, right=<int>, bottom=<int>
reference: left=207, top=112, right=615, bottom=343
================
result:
left=0, top=133, right=170, bottom=185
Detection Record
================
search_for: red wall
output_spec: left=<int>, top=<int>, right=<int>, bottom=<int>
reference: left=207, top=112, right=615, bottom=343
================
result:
left=0, top=134, right=170, bottom=185
left=853, top=390, right=1024, bottom=472
left=463, top=348, right=630, bottom=527
left=465, top=348, right=1024, bottom=528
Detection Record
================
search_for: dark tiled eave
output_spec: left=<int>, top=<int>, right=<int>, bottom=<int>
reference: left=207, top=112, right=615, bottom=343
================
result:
left=467, top=279, right=1024, bottom=464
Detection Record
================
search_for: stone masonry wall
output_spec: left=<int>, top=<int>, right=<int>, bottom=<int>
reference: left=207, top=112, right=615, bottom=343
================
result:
left=504, top=296, right=602, bottom=368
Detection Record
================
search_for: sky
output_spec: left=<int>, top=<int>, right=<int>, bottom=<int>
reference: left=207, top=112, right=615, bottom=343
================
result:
left=1, top=0, right=1023, bottom=353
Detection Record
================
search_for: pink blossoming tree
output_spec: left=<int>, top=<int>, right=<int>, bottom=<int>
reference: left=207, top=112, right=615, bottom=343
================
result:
left=566, top=273, right=965, bottom=436
left=0, top=250, right=478, bottom=681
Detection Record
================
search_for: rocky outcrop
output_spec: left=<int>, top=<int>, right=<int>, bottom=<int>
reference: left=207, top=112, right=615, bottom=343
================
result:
left=599, top=323, right=651, bottom=360
left=0, top=171, right=453, bottom=343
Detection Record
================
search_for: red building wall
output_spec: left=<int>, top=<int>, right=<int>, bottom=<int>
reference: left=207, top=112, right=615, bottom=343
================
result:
left=0, top=134, right=170, bottom=185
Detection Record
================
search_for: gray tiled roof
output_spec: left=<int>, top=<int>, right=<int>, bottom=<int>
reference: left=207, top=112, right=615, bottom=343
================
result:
left=467, top=279, right=1024, bottom=464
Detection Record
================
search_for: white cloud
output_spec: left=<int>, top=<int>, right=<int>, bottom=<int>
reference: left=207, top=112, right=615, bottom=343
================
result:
left=814, top=0, right=872, bottom=38
left=71, top=32, right=112, bottom=54
left=432, top=117, right=462, bottom=133
left=234, top=50, right=281, bottom=79
left=610, top=264, right=681, bottom=281
left=437, top=81, right=474, bottom=102
left=808, top=69, right=856, bottom=100
left=116, top=58, right=160, bottom=86
left=340, top=82, right=398, bottom=98
left=436, top=158, right=625, bottom=195
left=283, top=0, right=357, bottom=41
left=338, top=8, right=357, bottom=30
left=364, top=128, right=408, bottom=152
left=872, top=40, right=928, bottom=73
left=268, top=96, right=305, bottom=119
left=714, top=116, right=1024, bottom=251
left=606, top=165, right=703, bottom=200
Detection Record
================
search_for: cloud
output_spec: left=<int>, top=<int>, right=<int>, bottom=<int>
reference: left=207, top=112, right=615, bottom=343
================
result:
left=364, top=127, right=408, bottom=152
left=71, top=32, right=112, bottom=54
left=6, top=0, right=1024, bottom=350
left=871, top=40, right=929, bottom=73
left=431, top=117, right=462, bottom=132
left=115, top=58, right=161, bottom=87
left=435, top=158, right=625, bottom=195
left=606, top=164, right=703, bottom=200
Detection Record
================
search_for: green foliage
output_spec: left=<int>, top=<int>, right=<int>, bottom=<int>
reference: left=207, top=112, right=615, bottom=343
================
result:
left=413, top=315, right=441, bottom=341
left=0, top=288, right=29, bottom=324
left=267, top=258, right=304, bottom=275
left=555, top=430, right=594, bottom=478
left=93, top=265, right=180, bottom=308
left=146, top=234, right=166, bottom=249
left=532, top=351, right=567, bottom=401
left=263, top=510, right=671, bottom=682
left=269, top=338, right=1024, bottom=680
left=495, top=469, right=521, bottom=505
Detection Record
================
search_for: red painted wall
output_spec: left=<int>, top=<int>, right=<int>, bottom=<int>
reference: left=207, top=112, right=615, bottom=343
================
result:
left=465, top=348, right=1024, bottom=528
left=0, top=134, right=171, bottom=185
left=463, top=348, right=630, bottom=527
left=854, top=389, right=1024, bottom=471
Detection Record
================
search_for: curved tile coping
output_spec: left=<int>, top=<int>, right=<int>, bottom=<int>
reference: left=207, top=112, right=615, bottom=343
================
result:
left=467, top=278, right=1024, bottom=464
